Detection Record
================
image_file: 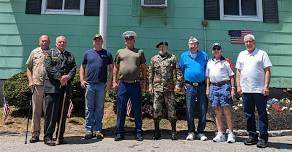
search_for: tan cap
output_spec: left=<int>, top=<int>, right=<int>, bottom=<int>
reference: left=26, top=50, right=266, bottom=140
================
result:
left=122, top=31, right=137, bottom=39
left=93, top=33, right=103, bottom=40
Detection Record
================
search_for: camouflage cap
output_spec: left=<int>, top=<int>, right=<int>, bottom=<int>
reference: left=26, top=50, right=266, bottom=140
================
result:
left=122, top=31, right=137, bottom=39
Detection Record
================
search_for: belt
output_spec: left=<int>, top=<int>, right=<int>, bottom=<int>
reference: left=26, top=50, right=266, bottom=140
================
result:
left=121, top=80, right=139, bottom=83
left=211, top=80, right=230, bottom=86
left=185, top=80, right=205, bottom=87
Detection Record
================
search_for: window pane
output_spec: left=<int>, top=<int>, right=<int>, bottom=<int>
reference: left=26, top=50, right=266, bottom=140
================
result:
left=242, top=0, right=257, bottom=15
left=65, top=0, right=80, bottom=9
left=224, top=0, right=239, bottom=15
left=47, top=0, right=63, bottom=9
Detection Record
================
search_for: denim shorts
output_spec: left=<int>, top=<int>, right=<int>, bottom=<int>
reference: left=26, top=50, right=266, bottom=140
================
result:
left=208, top=83, right=232, bottom=107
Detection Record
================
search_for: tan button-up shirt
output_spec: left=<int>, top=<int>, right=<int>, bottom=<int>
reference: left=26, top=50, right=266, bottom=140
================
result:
left=26, top=47, right=48, bottom=85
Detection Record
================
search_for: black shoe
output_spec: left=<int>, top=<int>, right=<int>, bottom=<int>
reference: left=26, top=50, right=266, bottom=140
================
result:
left=244, top=136, right=258, bottom=145
left=257, top=139, right=268, bottom=148
left=44, top=139, right=56, bottom=146
left=114, top=134, right=124, bottom=141
left=171, top=132, right=178, bottom=140
left=57, top=138, right=67, bottom=145
left=29, top=136, right=39, bottom=143
left=152, top=132, right=161, bottom=140
left=84, top=132, right=93, bottom=139
left=136, top=133, right=143, bottom=141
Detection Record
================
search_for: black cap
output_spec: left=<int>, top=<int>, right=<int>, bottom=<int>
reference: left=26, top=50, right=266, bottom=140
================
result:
left=156, top=41, right=168, bottom=48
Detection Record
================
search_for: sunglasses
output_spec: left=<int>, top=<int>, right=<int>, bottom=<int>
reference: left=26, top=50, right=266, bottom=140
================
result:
left=213, top=47, right=221, bottom=50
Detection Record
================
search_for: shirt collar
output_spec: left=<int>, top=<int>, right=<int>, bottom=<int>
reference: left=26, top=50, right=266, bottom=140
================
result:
left=212, top=56, right=225, bottom=61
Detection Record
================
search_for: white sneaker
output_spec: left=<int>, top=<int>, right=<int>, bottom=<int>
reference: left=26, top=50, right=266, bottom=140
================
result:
left=197, top=133, right=208, bottom=141
left=227, top=132, right=236, bottom=143
left=186, top=132, right=195, bottom=140
left=213, top=132, right=226, bottom=142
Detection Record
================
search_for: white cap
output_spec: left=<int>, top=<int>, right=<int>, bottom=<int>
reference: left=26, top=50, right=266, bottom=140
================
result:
left=122, top=31, right=137, bottom=38
left=188, top=36, right=199, bottom=43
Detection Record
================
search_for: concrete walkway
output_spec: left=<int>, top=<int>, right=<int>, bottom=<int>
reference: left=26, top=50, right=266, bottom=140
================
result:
left=0, top=131, right=291, bottom=152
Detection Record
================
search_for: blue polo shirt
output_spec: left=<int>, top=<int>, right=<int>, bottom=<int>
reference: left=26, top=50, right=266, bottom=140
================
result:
left=179, top=50, right=208, bottom=83
left=82, top=48, right=113, bottom=83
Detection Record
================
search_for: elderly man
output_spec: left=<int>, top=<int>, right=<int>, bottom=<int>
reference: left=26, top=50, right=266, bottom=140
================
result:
left=26, top=35, right=50, bottom=143
left=179, top=36, right=208, bottom=141
left=236, top=34, right=272, bottom=148
left=43, top=36, right=76, bottom=146
left=205, top=43, right=236, bottom=143
left=80, top=33, right=113, bottom=139
left=149, top=41, right=182, bottom=140
left=113, top=31, right=147, bottom=141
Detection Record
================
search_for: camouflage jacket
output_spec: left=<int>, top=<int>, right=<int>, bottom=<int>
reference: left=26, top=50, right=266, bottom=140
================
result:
left=148, top=52, right=182, bottom=92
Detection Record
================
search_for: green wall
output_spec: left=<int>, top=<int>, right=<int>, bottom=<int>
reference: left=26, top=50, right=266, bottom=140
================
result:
left=0, top=0, right=291, bottom=88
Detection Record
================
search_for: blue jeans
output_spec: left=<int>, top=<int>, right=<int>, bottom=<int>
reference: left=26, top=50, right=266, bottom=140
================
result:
left=85, top=82, right=106, bottom=132
left=242, top=93, right=268, bottom=141
left=185, top=83, right=207, bottom=133
left=116, top=81, right=142, bottom=135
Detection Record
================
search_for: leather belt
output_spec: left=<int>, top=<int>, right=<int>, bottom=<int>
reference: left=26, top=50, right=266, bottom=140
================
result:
left=185, top=80, right=205, bottom=87
left=211, top=80, right=230, bottom=86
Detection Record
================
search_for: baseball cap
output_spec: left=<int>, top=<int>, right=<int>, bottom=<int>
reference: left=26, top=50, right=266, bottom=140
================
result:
left=188, top=36, right=199, bottom=44
left=212, top=42, right=222, bottom=49
left=156, top=41, right=168, bottom=48
left=122, top=31, right=137, bottom=39
left=93, top=33, right=103, bottom=40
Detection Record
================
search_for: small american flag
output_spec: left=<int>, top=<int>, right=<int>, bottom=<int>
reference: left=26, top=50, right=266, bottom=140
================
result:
left=3, top=97, right=10, bottom=123
left=228, top=30, right=253, bottom=44
left=67, top=99, right=74, bottom=118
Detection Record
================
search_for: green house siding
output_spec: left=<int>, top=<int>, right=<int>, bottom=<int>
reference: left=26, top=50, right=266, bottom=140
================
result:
left=0, top=0, right=291, bottom=88
left=0, top=0, right=99, bottom=79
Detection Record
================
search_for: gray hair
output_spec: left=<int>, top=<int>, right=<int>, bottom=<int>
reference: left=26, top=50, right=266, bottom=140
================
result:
left=56, top=35, right=66, bottom=43
left=244, top=34, right=255, bottom=42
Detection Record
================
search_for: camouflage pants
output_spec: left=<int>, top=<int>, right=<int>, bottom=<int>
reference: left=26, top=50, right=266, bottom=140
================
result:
left=153, top=91, right=176, bottom=122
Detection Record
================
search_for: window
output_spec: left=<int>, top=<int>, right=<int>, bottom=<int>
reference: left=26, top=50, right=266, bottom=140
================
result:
left=41, top=0, right=85, bottom=15
left=220, top=0, right=263, bottom=21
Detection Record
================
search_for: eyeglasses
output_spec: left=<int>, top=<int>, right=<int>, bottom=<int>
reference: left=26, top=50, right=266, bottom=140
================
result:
left=213, top=47, right=221, bottom=50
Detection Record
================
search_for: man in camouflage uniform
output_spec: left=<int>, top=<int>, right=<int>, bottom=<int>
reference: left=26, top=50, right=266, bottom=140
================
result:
left=43, top=35, right=76, bottom=146
left=148, top=41, right=182, bottom=140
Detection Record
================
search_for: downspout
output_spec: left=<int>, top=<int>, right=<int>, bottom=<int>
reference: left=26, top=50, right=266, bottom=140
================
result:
left=202, top=20, right=208, bottom=51
left=99, top=0, right=108, bottom=49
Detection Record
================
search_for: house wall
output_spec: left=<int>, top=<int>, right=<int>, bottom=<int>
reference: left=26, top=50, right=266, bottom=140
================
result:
left=0, top=0, right=291, bottom=88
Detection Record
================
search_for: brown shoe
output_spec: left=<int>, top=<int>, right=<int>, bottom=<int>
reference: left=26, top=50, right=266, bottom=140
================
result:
left=95, top=131, right=104, bottom=139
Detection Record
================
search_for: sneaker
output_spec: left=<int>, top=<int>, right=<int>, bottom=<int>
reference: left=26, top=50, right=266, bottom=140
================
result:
left=84, top=132, right=93, bottom=139
left=197, top=133, right=208, bottom=141
left=136, top=133, right=143, bottom=141
left=244, top=136, right=258, bottom=145
left=95, top=131, right=104, bottom=139
left=257, top=139, right=268, bottom=148
left=171, top=131, right=178, bottom=140
left=213, top=132, right=225, bottom=142
left=227, top=132, right=236, bottom=143
left=186, top=132, right=194, bottom=140
left=114, top=134, right=124, bottom=141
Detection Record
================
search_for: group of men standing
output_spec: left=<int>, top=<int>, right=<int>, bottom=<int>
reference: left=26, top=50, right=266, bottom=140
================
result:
left=26, top=31, right=271, bottom=148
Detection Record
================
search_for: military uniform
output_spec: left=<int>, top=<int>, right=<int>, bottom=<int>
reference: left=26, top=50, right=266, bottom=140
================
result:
left=149, top=52, right=182, bottom=140
left=43, top=48, right=76, bottom=144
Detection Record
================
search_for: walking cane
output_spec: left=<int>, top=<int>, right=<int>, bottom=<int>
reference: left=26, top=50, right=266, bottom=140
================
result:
left=25, top=85, right=35, bottom=144
left=56, top=89, right=67, bottom=145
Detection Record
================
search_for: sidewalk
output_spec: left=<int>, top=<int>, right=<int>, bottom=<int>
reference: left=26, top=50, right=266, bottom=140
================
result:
left=0, top=131, right=291, bottom=152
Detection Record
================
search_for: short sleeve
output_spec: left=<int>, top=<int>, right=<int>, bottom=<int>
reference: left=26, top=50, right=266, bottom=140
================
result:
left=81, top=51, right=88, bottom=65
left=108, top=51, right=113, bottom=65
left=235, top=53, right=242, bottom=70
left=26, top=50, right=34, bottom=70
left=114, top=51, right=120, bottom=64
left=205, top=61, right=210, bottom=77
left=262, top=51, right=272, bottom=68
left=225, top=61, right=235, bottom=76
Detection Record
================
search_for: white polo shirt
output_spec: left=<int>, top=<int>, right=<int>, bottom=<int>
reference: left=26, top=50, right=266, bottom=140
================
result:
left=235, top=48, right=272, bottom=93
left=206, top=57, right=234, bottom=83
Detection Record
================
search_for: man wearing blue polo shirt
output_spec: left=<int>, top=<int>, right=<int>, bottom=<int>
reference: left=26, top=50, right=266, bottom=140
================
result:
left=179, top=36, right=208, bottom=141
left=80, top=33, right=113, bottom=139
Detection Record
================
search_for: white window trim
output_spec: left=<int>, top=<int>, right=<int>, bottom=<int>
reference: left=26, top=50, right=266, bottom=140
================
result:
left=41, top=0, right=85, bottom=15
left=220, top=0, right=263, bottom=22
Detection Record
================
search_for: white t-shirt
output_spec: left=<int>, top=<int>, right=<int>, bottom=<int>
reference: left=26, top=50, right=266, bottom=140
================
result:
left=206, top=57, right=234, bottom=83
left=235, top=48, right=272, bottom=93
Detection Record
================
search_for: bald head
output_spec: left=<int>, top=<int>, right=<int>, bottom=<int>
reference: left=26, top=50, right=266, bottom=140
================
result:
left=39, top=35, right=50, bottom=50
